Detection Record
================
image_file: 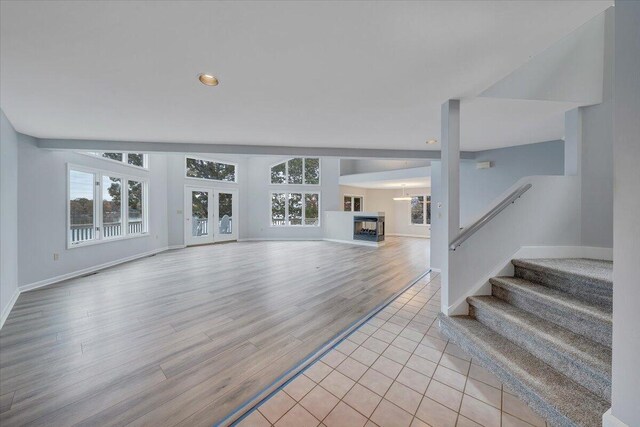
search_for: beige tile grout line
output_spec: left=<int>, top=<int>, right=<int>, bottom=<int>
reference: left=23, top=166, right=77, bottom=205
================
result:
left=263, top=275, right=442, bottom=426
left=227, top=270, right=433, bottom=427
left=260, top=278, right=433, bottom=426
left=292, top=279, right=433, bottom=425
left=254, top=274, right=544, bottom=427
left=254, top=277, right=434, bottom=426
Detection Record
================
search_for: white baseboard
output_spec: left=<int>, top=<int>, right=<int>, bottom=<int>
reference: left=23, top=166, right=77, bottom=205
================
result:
left=238, top=237, right=323, bottom=242
left=19, top=246, right=171, bottom=293
left=515, top=245, right=613, bottom=261
left=167, top=244, right=186, bottom=250
left=0, top=287, right=20, bottom=330
left=387, top=233, right=430, bottom=239
left=323, top=238, right=384, bottom=247
left=603, top=409, right=629, bottom=427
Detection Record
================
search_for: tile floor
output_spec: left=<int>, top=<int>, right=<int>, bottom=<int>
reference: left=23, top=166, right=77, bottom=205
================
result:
left=236, top=273, right=548, bottom=427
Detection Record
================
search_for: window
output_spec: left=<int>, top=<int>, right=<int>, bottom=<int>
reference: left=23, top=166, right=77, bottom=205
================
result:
left=305, top=193, right=319, bottom=225
left=68, top=165, right=148, bottom=247
left=127, top=153, right=145, bottom=167
left=270, top=158, right=320, bottom=185
left=102, top=176, right=122, bottom=238
left=128, top=179, right=145, bottom=234
left=271, top=192, right=320, bottom=226
left=343, top=195, right=364, bottom=212
left=83, top=152, right=148, bottom=169
left=185, top=157, right=237, bottom=183
left=102, top=153, right=123, bottom=162
left=271, top=193, right=286, bottom=226
left=288, top=158, right=303, bottom=184
left=410, top=195, right=431, bottom=226
left=69, top=170, right=96, bottom=243
left=288, top=193, right=303, bottom=225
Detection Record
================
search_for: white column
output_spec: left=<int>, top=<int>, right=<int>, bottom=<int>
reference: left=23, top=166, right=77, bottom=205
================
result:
left=564, top=107, right=582, bottom=176
left=608, top=1, right=640, bottom=426
left=440, top=99, right=460, bottom=314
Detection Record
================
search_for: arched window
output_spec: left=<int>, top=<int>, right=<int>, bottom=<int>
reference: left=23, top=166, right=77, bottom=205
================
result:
left=270, top=158, right=320, bottom=185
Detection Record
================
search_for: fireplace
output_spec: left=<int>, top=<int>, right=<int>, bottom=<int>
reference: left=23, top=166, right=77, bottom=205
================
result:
left=353, top=215, right=385, bottom=242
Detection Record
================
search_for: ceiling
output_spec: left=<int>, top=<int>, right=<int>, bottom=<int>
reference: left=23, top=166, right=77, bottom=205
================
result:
left=343, top=177, right=431, bottom=190
left=0, top=1, right=611, bottom=151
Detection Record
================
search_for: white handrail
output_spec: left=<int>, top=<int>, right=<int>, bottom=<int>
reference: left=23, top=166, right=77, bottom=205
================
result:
left=449, top=183, right=532, bottom=251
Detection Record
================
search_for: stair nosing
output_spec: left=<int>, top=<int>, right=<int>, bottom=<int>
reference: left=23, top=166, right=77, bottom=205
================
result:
left=490, top=276, right=612, bottom=324
left=438, top=313, right=609, bottom=427
left=511, top=258, right=613, bottom=288
left=467, top=295, right=611, bottom=377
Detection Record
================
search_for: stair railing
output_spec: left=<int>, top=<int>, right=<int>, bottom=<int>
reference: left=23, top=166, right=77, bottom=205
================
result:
left=449, top=183, right=532, bottom=251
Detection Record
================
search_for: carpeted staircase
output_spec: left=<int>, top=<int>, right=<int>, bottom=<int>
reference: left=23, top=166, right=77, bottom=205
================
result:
left=439, top=258, right=613, bottom=427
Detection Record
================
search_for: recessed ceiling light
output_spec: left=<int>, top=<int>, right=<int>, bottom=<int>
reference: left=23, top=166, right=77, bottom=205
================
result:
left=198, top=73, right=219, bottom=86
left=426, top=139, right=438, bottom=145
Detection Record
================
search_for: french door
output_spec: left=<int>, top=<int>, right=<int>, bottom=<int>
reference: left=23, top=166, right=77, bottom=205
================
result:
left=185, top=186, right=238, bottom=246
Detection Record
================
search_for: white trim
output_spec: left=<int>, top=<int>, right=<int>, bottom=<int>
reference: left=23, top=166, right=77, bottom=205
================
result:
left=270, top=191, right=321, bottom=227
left=184, top=185, right=215, bottom=246
left=1, top=246, right=171, bottom=330
left=0, top=287, right=20, bottom=330
left=323, top=238, right=385, bottom=247
left=67, top=163, right=149, bottom=249
left=444, top=245, right=614, bottom=316
left=603, top=409, right=629, bottom=427
left=19, top=247, right=170, bottom=293
left=514, top=245, right=613, bottom=261
left=343, top=194, right=365, bottom=212
left=67, top=231, right=150, bottom=249
left=269, top=157, right=322, bottom=186
left=168, top=244, right=187, bottom=250
left=387, top=233, right=429, bottom=239
left=78, top=152, right=150, bottom=170
left=184, top=155, right=239, bottom=184
left=183, top=185, right=240, bottom=246
left=238, top=237, right=324, bottom=242
left=409, top=194, right=431, bottom=226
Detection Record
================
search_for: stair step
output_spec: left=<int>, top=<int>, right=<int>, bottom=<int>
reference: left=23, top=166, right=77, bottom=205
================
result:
left=512, top=258, right=613, bottom=309
left=438, top=313, right=610, bottom=427
left=490, top=276, right=612, bottom=347
left=467, top=295, right=611, bottom=401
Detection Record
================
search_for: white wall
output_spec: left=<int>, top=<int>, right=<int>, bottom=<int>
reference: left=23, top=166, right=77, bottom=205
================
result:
left=460, top=140, right=564, bottom=224
left=340, top=159, right=430, bottom=175
left=245, top=156, right=340, bottom=240
left=610, top=1, right=640, bottom=426
left=167, top=154, right=343, bottom=244
left=339, top=185, right=369, bottom=210
left=580, top=6, right=614, bottom=249
left=166, top=153, right=248, bottom=246
left=339, top=186, right=431, bottom=238
left=431, top=140, right=565, bottom=269
left=16, top=138, right=169, bottom=287
left=446, top=175, right=582, bottom=314
left=1, top=109, right=19, bottom=322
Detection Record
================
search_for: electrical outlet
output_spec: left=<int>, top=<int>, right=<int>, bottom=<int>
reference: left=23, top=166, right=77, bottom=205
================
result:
left=177, top=209, right=183, bottom=214
left=53, top=253, right=59, bottom=261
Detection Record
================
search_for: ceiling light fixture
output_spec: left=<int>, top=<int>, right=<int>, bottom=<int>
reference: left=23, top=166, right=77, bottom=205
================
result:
left=198, top=73, right=219, bottom=86
left=393, top=185, right=412, bottom=201
left=426, top=139, right=438, bottom=145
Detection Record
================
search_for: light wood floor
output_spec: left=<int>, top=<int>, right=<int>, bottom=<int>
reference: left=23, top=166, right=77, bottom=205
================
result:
left=0, top=237, right=429, bottom=426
